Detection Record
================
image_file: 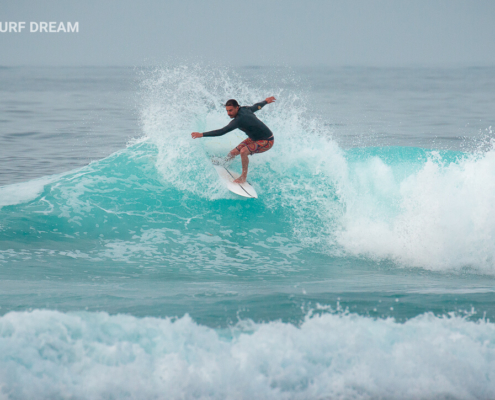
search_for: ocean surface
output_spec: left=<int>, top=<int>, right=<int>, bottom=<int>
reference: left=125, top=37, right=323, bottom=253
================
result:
left=1, top=65, right=495, bottom=399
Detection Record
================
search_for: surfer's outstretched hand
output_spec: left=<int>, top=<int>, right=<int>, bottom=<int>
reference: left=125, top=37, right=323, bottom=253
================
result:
left=191, top=132, right=203, bottom=139
left=265, top=96, right=276, bottom=104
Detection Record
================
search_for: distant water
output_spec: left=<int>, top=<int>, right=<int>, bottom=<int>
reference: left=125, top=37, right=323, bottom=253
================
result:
left=1, top=65, right=495, bottom=399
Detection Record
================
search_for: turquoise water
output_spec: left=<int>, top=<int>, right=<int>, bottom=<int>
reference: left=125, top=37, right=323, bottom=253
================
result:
left=1, top=65, right=495, bottom=399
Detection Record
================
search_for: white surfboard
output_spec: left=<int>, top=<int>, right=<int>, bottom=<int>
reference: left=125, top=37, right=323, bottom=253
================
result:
left=213, top=164, right=258, bottom=198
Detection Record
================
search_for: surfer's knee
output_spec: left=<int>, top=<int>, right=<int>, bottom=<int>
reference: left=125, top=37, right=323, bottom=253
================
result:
left=240, top=147, right=250, bottom=157
left=229, top=148, right=240, bottom=157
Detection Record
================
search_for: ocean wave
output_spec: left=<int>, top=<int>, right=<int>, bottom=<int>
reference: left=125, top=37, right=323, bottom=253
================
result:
left=2, top=65, right=495, bottom=274
left=0, top=309, right=493, bottom=400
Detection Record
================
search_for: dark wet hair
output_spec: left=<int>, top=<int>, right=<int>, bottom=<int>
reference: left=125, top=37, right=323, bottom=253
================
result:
left=225, top=99, right=239, bottom=108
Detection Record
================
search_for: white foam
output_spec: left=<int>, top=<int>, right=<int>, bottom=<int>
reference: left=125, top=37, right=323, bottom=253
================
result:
left=338, top=149, right=495, bottom=273
left=0, top=310, right=493, bottom=399
left=0, top=175, right=61, bottom=209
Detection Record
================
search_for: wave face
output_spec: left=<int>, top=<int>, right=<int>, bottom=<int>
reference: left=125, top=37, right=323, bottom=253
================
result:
left=0, top=310, right=494, bottom=400
left=3, top=140, right=495, bottom=272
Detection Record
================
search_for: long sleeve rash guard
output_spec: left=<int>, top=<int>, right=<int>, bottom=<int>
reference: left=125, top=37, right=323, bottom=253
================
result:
left=202, top=101, right=274, bottom=141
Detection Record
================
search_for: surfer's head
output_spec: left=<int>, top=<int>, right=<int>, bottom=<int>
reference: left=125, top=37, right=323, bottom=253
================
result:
left=225, top=99, right=240, bottom=118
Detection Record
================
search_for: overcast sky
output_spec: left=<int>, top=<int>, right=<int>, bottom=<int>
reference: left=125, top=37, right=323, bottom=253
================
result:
left=1, top=0, right=495, bottom=67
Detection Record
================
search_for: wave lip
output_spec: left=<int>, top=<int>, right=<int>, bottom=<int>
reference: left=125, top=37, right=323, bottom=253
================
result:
left=0, top=309, right=494, bottom=399
left=0, top=174, right=63, bottom=210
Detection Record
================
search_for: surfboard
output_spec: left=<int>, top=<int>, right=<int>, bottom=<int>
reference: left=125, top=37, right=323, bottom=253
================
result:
left=213, top=164, right=258, bottom=198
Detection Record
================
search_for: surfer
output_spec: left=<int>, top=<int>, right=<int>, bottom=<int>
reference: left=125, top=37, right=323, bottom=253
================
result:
left=191, top=97, right=276, bottom=184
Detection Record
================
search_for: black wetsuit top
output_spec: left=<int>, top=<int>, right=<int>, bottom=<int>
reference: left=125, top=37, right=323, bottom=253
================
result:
left=202, top=101, right=274, bottom=141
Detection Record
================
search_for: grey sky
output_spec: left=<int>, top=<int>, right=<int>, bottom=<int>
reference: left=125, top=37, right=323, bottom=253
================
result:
left=1, top=0, right=495, bottom=66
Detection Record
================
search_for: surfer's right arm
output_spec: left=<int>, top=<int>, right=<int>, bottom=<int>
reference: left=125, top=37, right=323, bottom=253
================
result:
left=199, top=119, right=239, bottom=138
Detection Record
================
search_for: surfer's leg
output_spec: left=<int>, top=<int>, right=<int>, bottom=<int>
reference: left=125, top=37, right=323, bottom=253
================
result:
left=227, top=147, right=240, bottom=161
left=233, top=147, right=250, bottom=184
left=229, top=138, right=251, bottom=158
left=227, top=138, right=252, bottom=164
left=231, top=139, right=254, bottom=183
left=231, top=138, right=273, bottom=183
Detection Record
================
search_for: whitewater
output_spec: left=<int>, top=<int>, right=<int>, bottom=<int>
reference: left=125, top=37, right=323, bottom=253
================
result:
left=0, top=65, right=495, bottom=399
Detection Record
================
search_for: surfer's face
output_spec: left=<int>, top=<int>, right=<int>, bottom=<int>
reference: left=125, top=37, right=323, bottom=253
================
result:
left=226, top=106, right=239, bottom=118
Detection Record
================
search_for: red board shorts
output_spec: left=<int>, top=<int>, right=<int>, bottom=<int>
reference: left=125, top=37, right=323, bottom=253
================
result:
left=235, top=137, right=274, bottom=155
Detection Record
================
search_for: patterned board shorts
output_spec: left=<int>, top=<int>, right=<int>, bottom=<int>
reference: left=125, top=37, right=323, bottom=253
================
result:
left=235, top=138, right=274, bottom=155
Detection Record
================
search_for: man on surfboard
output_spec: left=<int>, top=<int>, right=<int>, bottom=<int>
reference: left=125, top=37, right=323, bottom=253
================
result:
left=191, top=97, right=276, bottom=184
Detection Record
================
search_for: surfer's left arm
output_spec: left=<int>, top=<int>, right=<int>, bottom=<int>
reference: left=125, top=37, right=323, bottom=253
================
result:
left=247, top=96, right=276, bottom=113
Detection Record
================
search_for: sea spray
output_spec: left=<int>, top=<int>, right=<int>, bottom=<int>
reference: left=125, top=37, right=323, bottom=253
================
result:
left=139, top=64, right=348, bottom=248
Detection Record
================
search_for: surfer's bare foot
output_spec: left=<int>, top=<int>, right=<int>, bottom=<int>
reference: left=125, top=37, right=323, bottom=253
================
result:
left=233, top=175, right=247, bottom=184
